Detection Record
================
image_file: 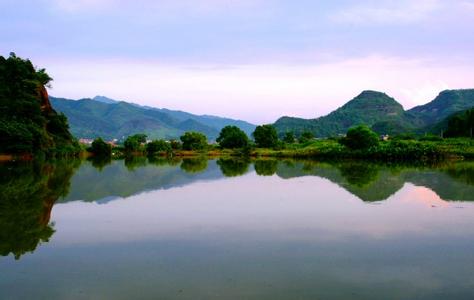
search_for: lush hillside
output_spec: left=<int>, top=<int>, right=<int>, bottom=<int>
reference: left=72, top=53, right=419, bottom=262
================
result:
left=408, top=89, right=474, bottom=124
left=274, top=91, right=415, bottom=137
left=50, top=96, right=255, bottom=140
left=273, top=89, right=474, bottom=137
left=0, top=53, right=78, bottom=155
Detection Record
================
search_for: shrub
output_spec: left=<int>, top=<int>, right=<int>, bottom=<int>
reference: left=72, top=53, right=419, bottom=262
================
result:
left=252, top=125, right=278, bottom=148
left=216, top=126, right=249, bottom=148
left=89, top=138, right=112, bottom=157
left=180, top=131, right=208, bottom=150
left=146, top=139, right=171, bottom=155
left=340, top=125, right=379, bottom=150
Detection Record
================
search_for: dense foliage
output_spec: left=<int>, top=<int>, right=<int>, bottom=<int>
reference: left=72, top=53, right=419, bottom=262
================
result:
left=0, top=53, right=78, bottom=155
left=89, top=138, right=112, bottom=157
left=340, top=125, right=380, bottom=150
left=253, top=125, right=279, bottom=148
left=273, top=89, right=474, bottom=138
left=444, top=109, right=474, bottom=138
left=124, top=134, right=147, bottom=152
left=216, top=125, right=249, bottom=148
left=282, top=131, right=295, bottom=144
left=180, top=131, right=208, bottom=150
left=146, top=139, right=171, bottom=155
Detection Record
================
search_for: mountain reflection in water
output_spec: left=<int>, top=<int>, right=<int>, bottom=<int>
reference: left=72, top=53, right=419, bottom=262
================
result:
left=1, top=157, right=474, bottom=260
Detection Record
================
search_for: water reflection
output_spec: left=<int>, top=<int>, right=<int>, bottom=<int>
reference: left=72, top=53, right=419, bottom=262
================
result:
left=2, top=157, right=474, bottom=260
left=0, top=160, right=79, bottom=259
left=216, top=158, right=250, bottom=177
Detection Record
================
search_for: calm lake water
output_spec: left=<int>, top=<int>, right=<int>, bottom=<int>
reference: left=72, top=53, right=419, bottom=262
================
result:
left=1, top=157, right=474, bottom=299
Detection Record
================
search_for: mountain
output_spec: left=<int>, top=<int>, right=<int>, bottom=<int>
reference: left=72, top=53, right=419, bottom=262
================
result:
left=273, top=89, right=474, bottom=137
left=50, top=96, right=256, bottom=140
left=274, top=91, right=416, bottom=137
left=407, top=89, right=474, bottom=124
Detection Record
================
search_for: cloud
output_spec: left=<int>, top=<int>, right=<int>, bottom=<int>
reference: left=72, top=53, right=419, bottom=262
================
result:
left=331, top=0, right=441, bottom=25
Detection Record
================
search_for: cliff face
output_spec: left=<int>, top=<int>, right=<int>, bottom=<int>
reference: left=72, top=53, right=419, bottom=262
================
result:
left=37, top=85, right=53, bottom=113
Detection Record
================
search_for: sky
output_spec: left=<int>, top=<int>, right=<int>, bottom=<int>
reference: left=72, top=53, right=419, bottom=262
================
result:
left=1, top=0, right=474, bottom=123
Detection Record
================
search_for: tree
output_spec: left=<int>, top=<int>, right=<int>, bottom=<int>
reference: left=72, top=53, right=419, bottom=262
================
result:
left=124, top=134, right=147, bottom=152
left=339, top=125, right=379, bottom=150
left=89, top=137, right=112, bottom=157
left=283, top=131, right=295, bottom=144
left=180, top=131, right=208, bottom=150
left=299, top=131, right=314, bottom=143
left=146, top=139, right=171, bottom=155
left=216, top=125, right=249, bottom=148
left=252, top=125, right=278, bottom=148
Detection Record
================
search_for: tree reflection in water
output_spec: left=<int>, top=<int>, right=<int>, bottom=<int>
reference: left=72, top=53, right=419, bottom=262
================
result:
left=0, top=159, right=79, bottom=259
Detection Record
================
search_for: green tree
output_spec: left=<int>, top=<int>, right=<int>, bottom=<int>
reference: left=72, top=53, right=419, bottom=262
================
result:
left=216, top=125, right=249, bottom=149
left=252, top=125, right=278, bottom=148
left=283, top=131, right=295, bottom=144
left=340, top=125, right=379, bottom=150
left=89, top=137, right=112, bottom=157
left=124, top=134, right=147, bottom=153
left=299, top=131, right=314, bottom=143
left=180, top=131, right=207, bottom=150
left=146, top=139, right=171, bottom=155
left=0, top=53, right=78, bottom=155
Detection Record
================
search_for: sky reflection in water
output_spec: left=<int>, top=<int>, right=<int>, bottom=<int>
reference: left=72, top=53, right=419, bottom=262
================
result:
left=1, top=158, right=474, bottom=300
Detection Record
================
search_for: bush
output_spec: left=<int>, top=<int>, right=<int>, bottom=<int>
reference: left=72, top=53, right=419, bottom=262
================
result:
left=216, top=126, right=249, bottom=148
left=419, top=134, right=443, bottom=142
left=340, top=125, right=379, bottom=150
left=252, top=125, right=278, bottom=148
left=299, top=131, right=314, bottom=143
left=283, top=131, right=295, bottom=144
left=146, top=139, right=171, bottom=155
left=180, top=131, right=208, bottom=150
left=88, top=137, right=112, bottom=156
left=124, top=134, right=147, bottom=152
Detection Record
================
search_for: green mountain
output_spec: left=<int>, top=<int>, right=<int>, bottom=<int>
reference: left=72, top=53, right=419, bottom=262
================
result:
left=50, top=96, right=256, bottom=140
left=274, top=91, right=414, bottom=137
left=0, top=53, right=78, bottom=155
left=273, top=89, right=474, bottom=137
left=408, top=89, right=474, bottom=124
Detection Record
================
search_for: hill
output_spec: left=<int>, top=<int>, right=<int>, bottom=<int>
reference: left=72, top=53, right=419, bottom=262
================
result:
left=0, top=53, right=78, bottom=155
left=50, top=96, right=256, bottom=140
left=408, top=89, right=474, bottom=124
left=273, top=89, right=474, bottom=137
left=274, top=91, right=416, bottom=137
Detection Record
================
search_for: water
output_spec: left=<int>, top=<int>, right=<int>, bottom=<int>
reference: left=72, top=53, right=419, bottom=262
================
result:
left=1, top=157, right=474, bottom=299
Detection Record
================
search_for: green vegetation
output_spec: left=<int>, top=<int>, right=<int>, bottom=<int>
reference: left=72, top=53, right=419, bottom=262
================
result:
left=0, top=53, right=79, bottom=156
left=89, top=138, right=112, bottom=157
left=273, top=89, right=474, bottom=137
left=216, top=125, right=249, bottom=148
left=253, top=124, right=278, bottom=148
left=124, top=134, right=147, bottom=153
left=180, top=131, right=208, bottom=150
left=146, top=139, right=171, bottom=155
left=299, top=131, right=314, bottom=143
left=180, top=157, right=208, bottom=173
left=282, top=131, right=295, bottom=144
left=50, top=96, right=256, bottom=140
left=339, top=125, right=379, bottom=150
left=444, top=108, right=474, bottom=138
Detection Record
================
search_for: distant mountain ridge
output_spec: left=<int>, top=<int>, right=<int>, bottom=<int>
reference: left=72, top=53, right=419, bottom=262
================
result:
left=50, top=96, right=256, bottom=140
left=273, top=89, right=474, bottom=137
